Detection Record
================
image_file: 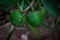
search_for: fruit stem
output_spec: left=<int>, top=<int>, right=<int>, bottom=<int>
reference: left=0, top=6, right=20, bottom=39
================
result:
left=24, top=0, right=34, bottom=12
left=26, top=0, right=35, bottom=11
left=27, top=22, right=41, bottom=40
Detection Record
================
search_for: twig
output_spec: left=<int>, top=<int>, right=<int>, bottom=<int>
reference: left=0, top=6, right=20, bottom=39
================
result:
left=37, top=0, right=42, bottom=8
left=0, top=22, right=11, bottom=29
left=10, top=25, right=14, bottom=32
left=24, top=0, right=34, bottom=12
left=6, top=27, right=15, bottom=40
left=17, top=1, right=23, bottom=12
left=26, top=0, right=34, bottom=11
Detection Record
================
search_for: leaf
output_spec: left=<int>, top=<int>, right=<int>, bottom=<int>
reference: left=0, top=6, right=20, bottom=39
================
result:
left=41, top=0, right=58, bottom=17
left=0, top=0, right=18, bottom=11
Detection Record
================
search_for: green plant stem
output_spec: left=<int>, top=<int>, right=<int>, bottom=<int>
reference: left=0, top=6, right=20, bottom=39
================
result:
left=27, top=22, right=41, bottom=40
left=6, top=27, right=15, bottom=40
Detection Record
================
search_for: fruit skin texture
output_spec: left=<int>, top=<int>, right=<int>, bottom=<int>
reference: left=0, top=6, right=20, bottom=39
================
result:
left=28, top=11, right=43, bottom=26
left=9, top=9, right=26, bottom=26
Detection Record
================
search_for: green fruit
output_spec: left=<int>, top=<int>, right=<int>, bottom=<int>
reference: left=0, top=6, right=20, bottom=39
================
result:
left=9, top=9, right=26, bottom=26
left=28, top=11, right=43, bottom=26
left=40, top=7, right=48, bottom=16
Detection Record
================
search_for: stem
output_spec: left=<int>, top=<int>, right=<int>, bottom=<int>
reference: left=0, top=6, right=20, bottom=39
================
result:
left=6, top=26, right=15, bottom=40
left=17, top=0, right=34, bottom=12
left=27, top=22, right=41, bottom=40
left=24, top=0, right=34, bottom=12
left=17, top=0, right=24, bottom=12
left=37, top=0, right=42, bottom=8
left=26, top=0, right=34, bottom=11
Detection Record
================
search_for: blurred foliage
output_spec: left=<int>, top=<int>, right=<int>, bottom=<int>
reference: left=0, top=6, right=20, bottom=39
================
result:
left=0, top=0, right=60, bottom=40
left=41, top=0, right=58, bottom=17
left=0, top=0, right=18, bottom=11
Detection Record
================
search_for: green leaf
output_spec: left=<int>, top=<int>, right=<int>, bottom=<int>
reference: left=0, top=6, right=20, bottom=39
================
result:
left=0, top=0, right=18, bottom=11
left=57, top=19, right=60, bottom=26
left=41, top=0, right=58, bottom=17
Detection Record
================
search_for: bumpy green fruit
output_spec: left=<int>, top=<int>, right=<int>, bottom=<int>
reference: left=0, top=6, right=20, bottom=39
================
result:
left=28, top=11, right=43, bottom=26
left=9, top=9, right=26, bottom=26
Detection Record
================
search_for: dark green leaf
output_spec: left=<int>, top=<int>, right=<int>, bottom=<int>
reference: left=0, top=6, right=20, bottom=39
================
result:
left=41, top=0, right=58, bottom=17
left=0, top=0, right=18, bottom=11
